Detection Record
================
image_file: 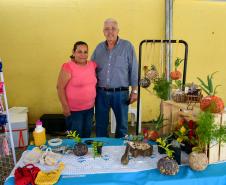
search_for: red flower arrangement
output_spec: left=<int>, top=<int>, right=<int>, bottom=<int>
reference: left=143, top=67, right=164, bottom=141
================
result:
left=174, top=118, right=198, bottom=153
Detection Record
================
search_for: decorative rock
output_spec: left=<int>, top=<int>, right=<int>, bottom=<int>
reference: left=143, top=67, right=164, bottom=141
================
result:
left=188, top=151, right=208, bottom=171
left=157, top=157, right=179, bottom=175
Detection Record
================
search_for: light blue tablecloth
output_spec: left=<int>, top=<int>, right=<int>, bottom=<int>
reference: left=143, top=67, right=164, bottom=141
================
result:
left=4, top=138, right=226, bottom=185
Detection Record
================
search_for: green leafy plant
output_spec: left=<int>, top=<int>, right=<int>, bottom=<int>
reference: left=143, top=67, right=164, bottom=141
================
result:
left=197, top=72, right=224, bottom=113
left=92, top=141, right=104, bottom=158
left=174, top=58, right=183, bottom=71
left=153, top=74, right=171, bottom=100
left=66, top=130, right=81, bottom=143
left=197, top=71, right=220, bottom=96
left=170, top=58, right=184, bottom=80
left=193, top=111, right=226, bottom=153
left=173, top=80, right=182, bottom=89
left=174, top=124, right=189, bottom=144
left=156, top=137, right=174, bottom=158
left=150, top=113, right=166, bottom=131
left=174, top=118, right=198, bottom=146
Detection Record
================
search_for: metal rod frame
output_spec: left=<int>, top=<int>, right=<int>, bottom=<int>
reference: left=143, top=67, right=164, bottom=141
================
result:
left=136, top=39, right=188, bottom=135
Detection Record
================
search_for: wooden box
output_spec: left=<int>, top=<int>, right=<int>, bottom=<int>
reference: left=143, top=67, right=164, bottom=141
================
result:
left=162, top=100, right=226, bottom=163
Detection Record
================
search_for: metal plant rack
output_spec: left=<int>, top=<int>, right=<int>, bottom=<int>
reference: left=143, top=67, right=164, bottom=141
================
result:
left=136, top=39, right=188, bottom=135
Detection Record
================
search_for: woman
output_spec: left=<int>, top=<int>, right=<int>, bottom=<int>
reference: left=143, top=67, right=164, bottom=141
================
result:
left=57, top=41, right=97, bottom=138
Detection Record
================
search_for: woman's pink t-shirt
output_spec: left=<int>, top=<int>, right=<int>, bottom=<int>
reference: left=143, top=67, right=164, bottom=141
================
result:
left=62, top=60, right=97, bottom=111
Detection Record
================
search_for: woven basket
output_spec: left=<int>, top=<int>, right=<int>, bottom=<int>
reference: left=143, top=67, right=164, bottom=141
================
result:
left=186, top=89, right=203, bottom=103
left=172, top=92, right=187, bottom=103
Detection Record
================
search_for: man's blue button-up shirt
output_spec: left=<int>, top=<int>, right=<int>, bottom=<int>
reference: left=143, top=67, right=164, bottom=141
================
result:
left=91, top=38, right=138, bottom=88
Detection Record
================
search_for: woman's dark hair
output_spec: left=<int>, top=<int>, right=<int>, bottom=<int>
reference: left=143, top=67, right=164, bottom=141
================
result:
left=70, top=41, right=88, bottom=59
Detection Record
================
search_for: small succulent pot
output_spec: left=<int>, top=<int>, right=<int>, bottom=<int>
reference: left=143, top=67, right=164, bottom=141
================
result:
left=188, top=151, right=208, bottom=171
left=92, top=141, right=104, bottom=158
left=157, top=156, right=179, bottom=175
left=97, top=145, right=103, bottom=155
left=73, top=142, right=88, bottom=156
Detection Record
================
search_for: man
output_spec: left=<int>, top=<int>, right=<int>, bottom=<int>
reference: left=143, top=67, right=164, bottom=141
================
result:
left=91, top=18, right=138, bottom=138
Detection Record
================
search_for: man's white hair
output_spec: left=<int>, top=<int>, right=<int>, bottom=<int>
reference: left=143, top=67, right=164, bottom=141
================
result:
left=104, top=18, right=118, bottom=27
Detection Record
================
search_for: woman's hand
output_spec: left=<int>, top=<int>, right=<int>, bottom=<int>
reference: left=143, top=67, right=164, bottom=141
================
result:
left=62, top=105, right=71, bottom=117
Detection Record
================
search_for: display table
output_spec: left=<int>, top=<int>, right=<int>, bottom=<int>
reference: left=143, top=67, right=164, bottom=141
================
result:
left=4, top=138, right=226, bottom=185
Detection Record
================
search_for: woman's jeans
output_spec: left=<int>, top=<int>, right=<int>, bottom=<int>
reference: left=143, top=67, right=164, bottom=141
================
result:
left=95, top=88, right=129, bottom=138
left=65, top=107, right=94, bottom=138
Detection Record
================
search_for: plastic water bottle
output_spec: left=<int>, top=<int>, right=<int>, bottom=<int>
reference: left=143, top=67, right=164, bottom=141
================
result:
left=33, top=120, right=46, bottom=146
left=35, top=120, right=44, bottom=132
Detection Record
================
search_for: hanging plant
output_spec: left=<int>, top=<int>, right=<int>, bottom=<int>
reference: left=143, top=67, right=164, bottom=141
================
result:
left=153, top=74, right=171, bottom=100
left=170, top=58, right=183, bottom=80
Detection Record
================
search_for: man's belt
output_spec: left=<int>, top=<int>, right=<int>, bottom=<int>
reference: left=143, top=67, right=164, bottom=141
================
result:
left=98, top=87, right=129, bottom=92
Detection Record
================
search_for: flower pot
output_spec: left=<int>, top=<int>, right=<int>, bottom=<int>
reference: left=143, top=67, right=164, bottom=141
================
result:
left=188, top=151, right=208, bottom=171
left=92, top=141, right=104, bottom=157
left=157, top=156, right=179, bottom=175
left=73, top=142, right=88, bottom=156
left=97, top=145, right=102, bottom=155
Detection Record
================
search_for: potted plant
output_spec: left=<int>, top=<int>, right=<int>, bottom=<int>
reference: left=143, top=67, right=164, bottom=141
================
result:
left=174, top=118, right=197, bottom=154
left=146, top=64, right=159, bottom=81
left=66, top=130, right=88, bottom=156
left=153, top=74, right=171, bottom=101
left=197, top=72, right=224, bottom=113
left=92, top=141, right=104, bottom=158
left=171, top=80, right=187, bottom=103
left=157, top=137, right=179, bottom=175
left=140, top=65, right=151, bottom=88
left=188, top=111, right=226, bottom=171
left=156, top=134, right=174, bottom=154
left=170, top=58, right=183, bottom=80
left=140, top=65, right=159, bottom=88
